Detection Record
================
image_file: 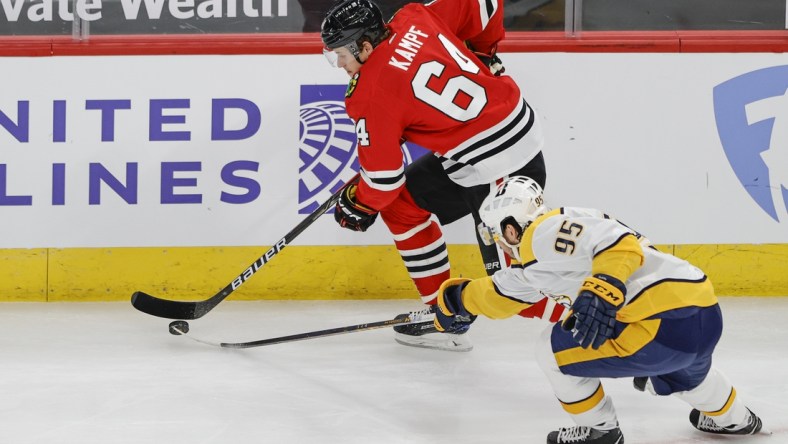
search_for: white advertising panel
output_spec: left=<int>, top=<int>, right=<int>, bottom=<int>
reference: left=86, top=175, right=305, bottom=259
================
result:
left=0, top=52, right=785, bottom=248
left=510, top=53, right=788, bottom=244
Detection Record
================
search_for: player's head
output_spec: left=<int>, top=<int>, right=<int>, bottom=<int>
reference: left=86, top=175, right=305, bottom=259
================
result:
left=321, top=0, right=387, bottom=74
left=478, top=176, right=547, bottom=260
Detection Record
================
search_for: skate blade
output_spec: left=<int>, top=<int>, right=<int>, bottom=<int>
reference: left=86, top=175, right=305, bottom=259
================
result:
left=758, top=426, right=773, bottom=435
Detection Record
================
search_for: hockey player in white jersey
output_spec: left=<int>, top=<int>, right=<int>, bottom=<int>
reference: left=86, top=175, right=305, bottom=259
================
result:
left=433, top=176, right=764, bottom=444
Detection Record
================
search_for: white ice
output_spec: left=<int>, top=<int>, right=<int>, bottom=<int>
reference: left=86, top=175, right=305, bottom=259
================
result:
left=0, top=297, right=785, bottom=444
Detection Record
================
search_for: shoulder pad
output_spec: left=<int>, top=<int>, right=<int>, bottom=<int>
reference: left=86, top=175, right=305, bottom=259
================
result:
left=518, top=208, right=563, bottom=265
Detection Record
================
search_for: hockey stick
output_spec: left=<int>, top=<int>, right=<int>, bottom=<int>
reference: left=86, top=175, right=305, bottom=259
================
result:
left=172, top=312, right=433, bottom=349
left=131, top=174, right=358, bottom=320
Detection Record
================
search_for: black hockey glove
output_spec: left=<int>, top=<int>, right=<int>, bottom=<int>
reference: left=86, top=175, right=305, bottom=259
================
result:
left=562, top=274, right=626, bottom=349
left=473, top=51, right=505, bottom=76
left=334, top=183, right=378, bottom=232
left=434, top=278, right=477, bottom=334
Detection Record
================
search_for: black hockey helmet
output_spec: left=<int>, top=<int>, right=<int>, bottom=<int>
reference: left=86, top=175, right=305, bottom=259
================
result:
left=321, top=0, right=387, bottom=51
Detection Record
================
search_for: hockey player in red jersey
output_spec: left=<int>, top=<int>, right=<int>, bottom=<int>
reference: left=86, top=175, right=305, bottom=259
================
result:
left=434, top=176, right=765, bottom=443
left=321, top=0, right=550, bottom=351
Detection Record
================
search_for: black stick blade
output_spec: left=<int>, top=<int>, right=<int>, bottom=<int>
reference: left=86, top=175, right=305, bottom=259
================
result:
left=131, top=291, right=202, bottom=320
left=129, top=174, right=356, bottom=321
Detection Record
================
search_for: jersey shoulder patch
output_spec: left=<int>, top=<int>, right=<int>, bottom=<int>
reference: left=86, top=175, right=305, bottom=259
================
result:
left=346, top=72, right=360, bottom=98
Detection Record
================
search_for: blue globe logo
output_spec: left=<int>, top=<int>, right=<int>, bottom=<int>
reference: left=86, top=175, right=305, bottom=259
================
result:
left=298, top=100, right=360, bottom=213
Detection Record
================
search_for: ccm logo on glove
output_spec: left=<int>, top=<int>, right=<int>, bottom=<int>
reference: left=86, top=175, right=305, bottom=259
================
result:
left=581, top=276, right=625, bottom=306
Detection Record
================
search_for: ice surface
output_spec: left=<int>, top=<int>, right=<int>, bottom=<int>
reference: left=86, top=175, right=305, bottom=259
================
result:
left=0, top=297, right=785, bottom=443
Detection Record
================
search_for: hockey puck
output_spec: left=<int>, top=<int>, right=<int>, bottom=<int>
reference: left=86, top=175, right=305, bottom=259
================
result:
left=169, top=320, right=189, bottom=335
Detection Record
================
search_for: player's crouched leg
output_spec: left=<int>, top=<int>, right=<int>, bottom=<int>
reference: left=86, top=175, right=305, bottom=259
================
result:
left=536, top=326, right=623, bottom=444
left=633, top=305, right=765, bottom=436
left=674, top=367, right=764, bottom=435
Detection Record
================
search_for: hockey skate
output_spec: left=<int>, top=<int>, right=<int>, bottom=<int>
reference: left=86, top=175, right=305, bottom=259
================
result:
left=392, top=306, right=473, bottom=352
left=632, top=376, right=656, bottom=395
left=689, top=408, right=763, bottom=435
left=547, top=426, right=624, bottom=444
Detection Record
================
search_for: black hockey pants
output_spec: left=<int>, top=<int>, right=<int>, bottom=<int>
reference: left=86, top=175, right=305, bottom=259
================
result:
left=404, top=151, right=546, bottom=276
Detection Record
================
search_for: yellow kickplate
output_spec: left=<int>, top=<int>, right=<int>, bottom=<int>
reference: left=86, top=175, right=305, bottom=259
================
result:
left=0, top=243, right=784, bottom=302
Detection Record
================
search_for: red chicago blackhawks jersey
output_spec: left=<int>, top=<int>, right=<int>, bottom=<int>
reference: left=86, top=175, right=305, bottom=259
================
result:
left=346, top=0, right=544, bottom=211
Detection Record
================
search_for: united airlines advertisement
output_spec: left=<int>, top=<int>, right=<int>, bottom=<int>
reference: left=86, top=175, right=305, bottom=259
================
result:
left=0, top=52, right=786, bottom=249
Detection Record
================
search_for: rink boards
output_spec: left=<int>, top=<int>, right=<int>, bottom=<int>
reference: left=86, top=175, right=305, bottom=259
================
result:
left=1, top=243, right=786, bottom=301
left=1, top=47, right=786, bottom=301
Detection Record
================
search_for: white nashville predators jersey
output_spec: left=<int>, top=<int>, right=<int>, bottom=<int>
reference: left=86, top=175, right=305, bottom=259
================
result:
left=461, top=207, right=717, bottom=323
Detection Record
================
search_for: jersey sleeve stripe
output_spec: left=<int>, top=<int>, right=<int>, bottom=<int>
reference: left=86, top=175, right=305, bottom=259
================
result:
left=361, top=166, right=405, bottom=181
left=360, top=167, right=405, bottom=192
left=477, top=0, right=498, bottom=30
